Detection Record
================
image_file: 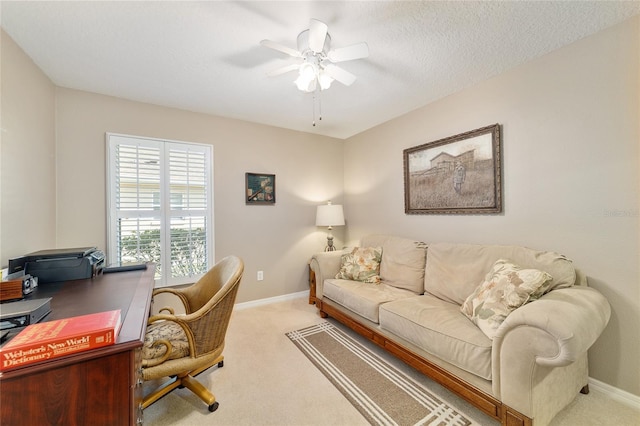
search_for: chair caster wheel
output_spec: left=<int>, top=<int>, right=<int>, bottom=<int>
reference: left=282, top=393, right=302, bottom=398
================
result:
left=209, top=401, right=219, bottom=412
left=218, top=360, right=224, bottom=368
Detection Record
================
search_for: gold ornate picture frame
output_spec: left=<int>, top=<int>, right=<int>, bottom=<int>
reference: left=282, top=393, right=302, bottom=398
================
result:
left=403, top=124, right=502, bottom=214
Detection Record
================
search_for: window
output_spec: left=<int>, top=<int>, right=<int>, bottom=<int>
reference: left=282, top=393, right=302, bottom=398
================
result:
left=106, top=133, right=214, bottom=286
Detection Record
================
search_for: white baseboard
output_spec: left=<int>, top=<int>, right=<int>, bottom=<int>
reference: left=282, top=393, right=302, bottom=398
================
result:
left=589, top=377, right=640, bottom=411
left=234, top=290, right=308, bottom=311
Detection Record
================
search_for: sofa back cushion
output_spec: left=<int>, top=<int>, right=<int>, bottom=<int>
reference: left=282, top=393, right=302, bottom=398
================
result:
left=424, top=243, right=576, bottom=305
left=362, top=235, right=427, bottom=294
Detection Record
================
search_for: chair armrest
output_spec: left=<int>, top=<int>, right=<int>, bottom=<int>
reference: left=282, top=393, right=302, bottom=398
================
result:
left=152, top=287, right=189, bottom=315
left=310, top=250, right=349, bottom=299
left=141, top=339, right=173, bottom=368
left=148, top=310, right=199, bottom=325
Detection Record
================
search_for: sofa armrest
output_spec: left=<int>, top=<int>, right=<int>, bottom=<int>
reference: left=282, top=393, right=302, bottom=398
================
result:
left=494, top=286, right=610, bottom=368
left=310, top=250, right=349, bottom=299
left=491, top=286, right=611, bottom=416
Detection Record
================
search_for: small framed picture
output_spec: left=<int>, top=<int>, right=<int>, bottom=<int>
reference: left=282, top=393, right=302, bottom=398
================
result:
left=245, top=173, right=276, bottom=205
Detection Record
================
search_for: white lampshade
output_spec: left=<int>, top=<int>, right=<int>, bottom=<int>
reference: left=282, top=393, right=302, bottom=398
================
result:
left=316, top=203, right=345, bottom=227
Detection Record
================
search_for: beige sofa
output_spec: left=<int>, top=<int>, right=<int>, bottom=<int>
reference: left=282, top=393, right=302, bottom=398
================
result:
left=310, top=235, right=611, bottom=426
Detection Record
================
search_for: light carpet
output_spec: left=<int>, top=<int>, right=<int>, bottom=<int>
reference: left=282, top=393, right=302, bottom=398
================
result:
left=287, top=321, right=476, bottom=426
left=143, top=297, right=639, bottom=426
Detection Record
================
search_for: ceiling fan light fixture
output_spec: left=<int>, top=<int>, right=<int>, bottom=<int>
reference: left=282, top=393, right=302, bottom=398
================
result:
left=318, top=71, right=334, bottom=90
left=261, top=18, right=369, bottom=121
left=262, top=19, right=368, bottom=92
left=299, top=62, right=316, bottom=80
left=294, top=62, right=318, bottom=92
left=294, top=77, right=317, bottom=92
left=294, top=60, right=335, bottom=92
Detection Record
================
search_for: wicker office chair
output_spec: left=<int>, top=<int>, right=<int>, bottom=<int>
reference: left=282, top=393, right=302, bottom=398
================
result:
left=141, top=255, right=244, bottom=412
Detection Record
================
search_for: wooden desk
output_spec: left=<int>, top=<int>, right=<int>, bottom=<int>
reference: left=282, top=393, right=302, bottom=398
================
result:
left=0, top=266, right=155, bottom=426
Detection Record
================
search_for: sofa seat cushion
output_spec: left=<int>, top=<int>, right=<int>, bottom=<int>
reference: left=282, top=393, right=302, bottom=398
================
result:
left=379, top=295, right=493, bottom=380
left=323, top=278, right=416, bottom=323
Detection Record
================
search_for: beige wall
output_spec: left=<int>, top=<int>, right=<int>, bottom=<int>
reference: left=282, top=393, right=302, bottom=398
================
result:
left=52, top=89, right=344, bottom=303
left=344, top=17, right=639, bottom=396
left=0, top=31, right=56, bottom=264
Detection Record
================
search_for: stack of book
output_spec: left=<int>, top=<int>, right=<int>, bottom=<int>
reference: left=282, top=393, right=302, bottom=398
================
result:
left=0, top=309, right=121, bottom=372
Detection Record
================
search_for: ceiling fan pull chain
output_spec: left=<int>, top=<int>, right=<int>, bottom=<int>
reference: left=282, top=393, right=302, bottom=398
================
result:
left=312, top=91, right=317, bottom=127
left=318, top=88, right=323, bottom=122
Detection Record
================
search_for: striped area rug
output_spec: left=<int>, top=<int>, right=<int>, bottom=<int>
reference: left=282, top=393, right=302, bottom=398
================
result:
left=286, top=322, right=476, bottom=426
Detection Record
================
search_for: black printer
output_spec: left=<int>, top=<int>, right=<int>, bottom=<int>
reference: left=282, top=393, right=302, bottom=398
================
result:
left=8, top=247, right=105, bottom=283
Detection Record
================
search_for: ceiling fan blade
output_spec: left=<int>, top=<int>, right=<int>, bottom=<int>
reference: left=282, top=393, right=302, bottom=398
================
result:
left=328, top=42, right=369, bottom=62
left=308, top=19, right=328, bottom=53
left=260, top=39, right=302, bottom=58
left=266, top=63, right=300, bottom=77
left=323, top=64, right=357, bottom=86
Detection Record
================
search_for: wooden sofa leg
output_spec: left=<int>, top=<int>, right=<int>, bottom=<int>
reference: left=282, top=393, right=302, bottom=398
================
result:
left=317, top=301, right=328, bottom=318
left=580, top=384, right=589, bottom=394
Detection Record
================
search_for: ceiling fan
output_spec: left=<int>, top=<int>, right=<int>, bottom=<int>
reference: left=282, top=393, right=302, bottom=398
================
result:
left=260, top=19, right=369, bottom=93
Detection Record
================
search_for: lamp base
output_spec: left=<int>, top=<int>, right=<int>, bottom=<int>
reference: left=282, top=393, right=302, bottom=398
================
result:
left=325, top=235, right=336, bottom=252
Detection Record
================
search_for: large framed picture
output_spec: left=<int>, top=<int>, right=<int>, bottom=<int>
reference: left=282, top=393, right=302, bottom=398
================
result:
left=245, top=173, right=276, bottom=205
left=403, top=124, right=502, bottom=214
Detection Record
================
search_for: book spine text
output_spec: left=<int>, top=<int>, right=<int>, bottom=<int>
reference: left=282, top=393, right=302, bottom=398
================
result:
left=1, top=330, right=114, bottom=371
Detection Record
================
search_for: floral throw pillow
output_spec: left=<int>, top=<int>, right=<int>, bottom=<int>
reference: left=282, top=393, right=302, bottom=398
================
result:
left=335, top=247, right=383, bottom=284
left=461, top=259, right=553, bottom=339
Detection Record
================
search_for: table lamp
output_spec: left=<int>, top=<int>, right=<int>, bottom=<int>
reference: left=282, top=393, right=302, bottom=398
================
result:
left=316, top=201, right=345, bottom=251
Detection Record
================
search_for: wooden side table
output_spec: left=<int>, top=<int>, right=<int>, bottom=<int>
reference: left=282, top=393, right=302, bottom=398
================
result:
left=308, top=263, right=316, bottom=305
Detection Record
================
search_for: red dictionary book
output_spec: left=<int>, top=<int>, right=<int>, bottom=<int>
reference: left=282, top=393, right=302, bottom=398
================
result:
left=0, top=309, right=121, bottom=372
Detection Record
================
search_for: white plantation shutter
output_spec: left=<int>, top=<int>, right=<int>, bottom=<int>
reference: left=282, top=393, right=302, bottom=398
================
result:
left=107, top=133, right=214, bottom=286
left=167, top=146, right=209, bottom=279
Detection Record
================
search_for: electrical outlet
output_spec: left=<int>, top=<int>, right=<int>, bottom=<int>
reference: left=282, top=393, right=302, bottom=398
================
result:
left=257, top=270, right=264, bottom=281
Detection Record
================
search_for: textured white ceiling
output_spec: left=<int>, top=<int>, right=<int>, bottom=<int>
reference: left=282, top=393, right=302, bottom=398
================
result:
left=2, top=1, right=639, bottom=139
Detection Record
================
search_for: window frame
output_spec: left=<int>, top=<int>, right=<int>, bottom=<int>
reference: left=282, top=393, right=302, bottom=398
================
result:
left=106, top=132, right=214, bottom=287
